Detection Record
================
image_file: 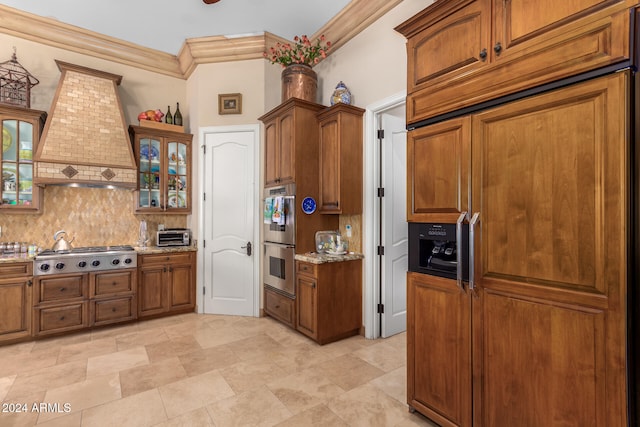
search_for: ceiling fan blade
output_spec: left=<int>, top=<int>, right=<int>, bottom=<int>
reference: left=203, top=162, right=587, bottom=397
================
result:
left=203, top=0, right=221, bottom=3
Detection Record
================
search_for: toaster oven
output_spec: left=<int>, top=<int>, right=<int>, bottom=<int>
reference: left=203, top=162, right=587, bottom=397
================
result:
left=157, top=229, right=191, bottom=246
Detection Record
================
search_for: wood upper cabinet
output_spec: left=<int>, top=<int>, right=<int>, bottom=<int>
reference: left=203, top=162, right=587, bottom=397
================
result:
left=0, top=262, right=32, bottom=343
left=0, top=105, right=47, bottom=212
left=396, top=0, right=638, bottom=123
left=129, top=125, right=193, bottom=214
left=407, top=116, right=470, bottom=223
left=295, top=259, right=362, bottom=345
left=138, top=252, right=196, bottom=318
left=259, top=98, right=324, bottom=187
left=317, top=104, right=365, bottom=214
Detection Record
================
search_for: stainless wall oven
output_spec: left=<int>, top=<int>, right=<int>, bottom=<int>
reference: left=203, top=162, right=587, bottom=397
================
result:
left=263, top=241, right=295, bottom=296
left=263, top=184, right=296, bottom=297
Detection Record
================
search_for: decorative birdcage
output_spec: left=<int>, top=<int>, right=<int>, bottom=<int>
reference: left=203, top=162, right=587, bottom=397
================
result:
left=0, top=48, right=39, bottom=108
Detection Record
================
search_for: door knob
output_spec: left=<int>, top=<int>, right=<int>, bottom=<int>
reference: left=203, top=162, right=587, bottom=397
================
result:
left=241, top=242, right=252, bottom=256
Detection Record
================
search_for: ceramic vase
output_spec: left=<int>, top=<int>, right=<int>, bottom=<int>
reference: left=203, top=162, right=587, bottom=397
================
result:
left=330, top=81, right=352, bottom=105
left=281, top=64, right=317, bottom=103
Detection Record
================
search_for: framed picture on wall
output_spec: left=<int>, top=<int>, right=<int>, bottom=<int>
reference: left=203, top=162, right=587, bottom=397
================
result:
left=218, top=93, right=242, bottom=115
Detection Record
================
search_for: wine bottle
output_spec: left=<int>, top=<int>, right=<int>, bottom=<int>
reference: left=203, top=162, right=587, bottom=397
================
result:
left=165, top=106, right=173, bottom=124
left=174, top=102, right=183, bottom=126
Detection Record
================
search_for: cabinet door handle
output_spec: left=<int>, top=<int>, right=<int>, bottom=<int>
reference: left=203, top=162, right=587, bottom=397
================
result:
left=59, top=287, right=66, bottom=292
left=456, top=212, right=468, bottom=291
left=493, top=42, right=502, bottom=55
left=479, top=48, right=487, bottom=61
left=469, top=212, right=480, bottom=292
left=27, top=280, right=32, bottom=287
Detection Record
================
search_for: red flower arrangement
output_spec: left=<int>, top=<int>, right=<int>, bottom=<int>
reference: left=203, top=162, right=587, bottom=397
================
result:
left=264, top=35, right=331, bottom=68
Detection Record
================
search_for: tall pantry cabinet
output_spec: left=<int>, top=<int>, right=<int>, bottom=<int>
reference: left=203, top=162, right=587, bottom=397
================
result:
left=397, top=1, right=638, bottom=426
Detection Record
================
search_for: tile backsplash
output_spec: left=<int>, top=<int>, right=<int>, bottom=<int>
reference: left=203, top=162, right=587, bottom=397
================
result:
left=0, top=186, right=186, bottom=249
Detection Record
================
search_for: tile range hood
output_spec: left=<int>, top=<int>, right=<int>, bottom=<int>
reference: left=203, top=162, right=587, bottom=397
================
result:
left=34, top=60, right=137, bottom=189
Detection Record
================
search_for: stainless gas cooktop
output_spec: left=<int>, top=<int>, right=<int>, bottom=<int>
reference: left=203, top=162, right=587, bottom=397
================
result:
left=34, top=245, right=137, bottom=276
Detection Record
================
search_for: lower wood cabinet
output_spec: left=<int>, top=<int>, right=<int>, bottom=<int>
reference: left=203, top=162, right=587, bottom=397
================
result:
left=33, top=268, right=138, bottom=336
left=90, top=269, right=137, bottom=327
left=0, top=262, right=33, bottom=343
left=264, top=286, right=295, bottom=328
left=33, top=273, right=90, bottom=337
left=407, top=271, right=471, bottom=426
left=138, top=251, right=196, bottom=318
left=295, top=259, right=362, bottom=345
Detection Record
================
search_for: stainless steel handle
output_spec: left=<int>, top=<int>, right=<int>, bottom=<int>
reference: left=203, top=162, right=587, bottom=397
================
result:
left=241, top=241, right=252, bottom=256
left=456, top=212, right=468, bottom=291
left=469, top=212, right=480, bottom=291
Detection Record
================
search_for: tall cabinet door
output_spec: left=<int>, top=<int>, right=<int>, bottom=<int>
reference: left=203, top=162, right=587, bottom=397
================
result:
left=470, top=72, right=628, bottom=426
left=407, top=272, right=471, bottom=427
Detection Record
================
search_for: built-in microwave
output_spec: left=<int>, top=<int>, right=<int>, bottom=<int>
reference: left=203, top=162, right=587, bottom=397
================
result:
left=263, top=184, right=295, bottom=245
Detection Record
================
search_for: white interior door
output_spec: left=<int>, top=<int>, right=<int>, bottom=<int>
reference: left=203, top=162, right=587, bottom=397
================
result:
left=202, top=127, right=258, bottom=316
left=380, top=108, right=408, bottom=337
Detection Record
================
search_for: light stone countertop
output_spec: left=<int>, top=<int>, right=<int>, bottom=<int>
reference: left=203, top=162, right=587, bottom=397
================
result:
left=0, top=252, right=35, bottom=263
left=295, top=252, right=364, bottom=264
left=0, top=245, right=197, bottom=264
left=134, top=245, right=198, bottom=255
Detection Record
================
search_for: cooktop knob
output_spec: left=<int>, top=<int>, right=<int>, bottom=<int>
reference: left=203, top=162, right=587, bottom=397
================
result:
left=78, top=261, right=87, bottom=268
left=40, top=264, right=50, bottom=272
left=55, top=262, right=65, bottom=270
left=124, top=258, right=133, bottom=264
left=92, top=260, right=101, bottom=267
left=111, top=259, right=120, bottom=265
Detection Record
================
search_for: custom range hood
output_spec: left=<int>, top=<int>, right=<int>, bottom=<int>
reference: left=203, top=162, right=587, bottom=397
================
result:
left=34, top=61, right=136, bottom=188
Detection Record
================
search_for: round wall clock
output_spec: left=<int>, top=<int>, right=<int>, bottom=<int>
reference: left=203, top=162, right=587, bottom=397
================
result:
left=301, top=196, right=316, bottom=214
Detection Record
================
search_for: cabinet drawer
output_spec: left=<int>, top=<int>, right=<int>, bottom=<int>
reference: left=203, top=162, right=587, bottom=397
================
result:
left=139, top=252, right=193, bottom=267
left=36, top=275, right=87, bottom=304
left=0, top=262, right=33, bottom=278
left=92, top=270, right=135, bottom=296
left=264, top=287, right=295, bottom=328
left=92, top=296, right=137, bottom=326
left=35, top=302, right=88, bottom=335
left=296, top=261, right=317, bottom=277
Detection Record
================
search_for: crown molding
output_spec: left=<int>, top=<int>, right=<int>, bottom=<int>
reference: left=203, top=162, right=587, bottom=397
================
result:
left=0, top=0, right=401, bottom=80
left=0, top=5, right=183, bottom=78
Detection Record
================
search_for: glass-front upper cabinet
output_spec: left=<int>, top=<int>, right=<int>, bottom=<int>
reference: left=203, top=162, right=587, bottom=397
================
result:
left=129, top=125, right=192, bottom=214
left=0, top=106, right=47, bottom=212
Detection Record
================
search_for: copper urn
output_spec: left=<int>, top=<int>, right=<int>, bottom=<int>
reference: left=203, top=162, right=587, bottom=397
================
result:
left=281, top=64, right=317, bottom=103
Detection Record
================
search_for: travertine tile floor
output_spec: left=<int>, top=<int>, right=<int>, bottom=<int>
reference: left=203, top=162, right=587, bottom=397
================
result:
left=0, top=314, right=437, bottom=427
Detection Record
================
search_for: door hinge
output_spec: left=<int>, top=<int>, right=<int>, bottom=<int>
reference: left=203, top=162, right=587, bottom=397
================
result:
left=203, top=240, right=206, bottom=248
left=377, top=245, right=385, bottom=256
left=202, top=145, right=206, bottom=154
left=377, top=303, right=384, bottom=314
left=377, top=129, right=385, bottom=139
left=203, top=286, right=206, bottom=296
left=377, top=187, right=385, bottom=197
